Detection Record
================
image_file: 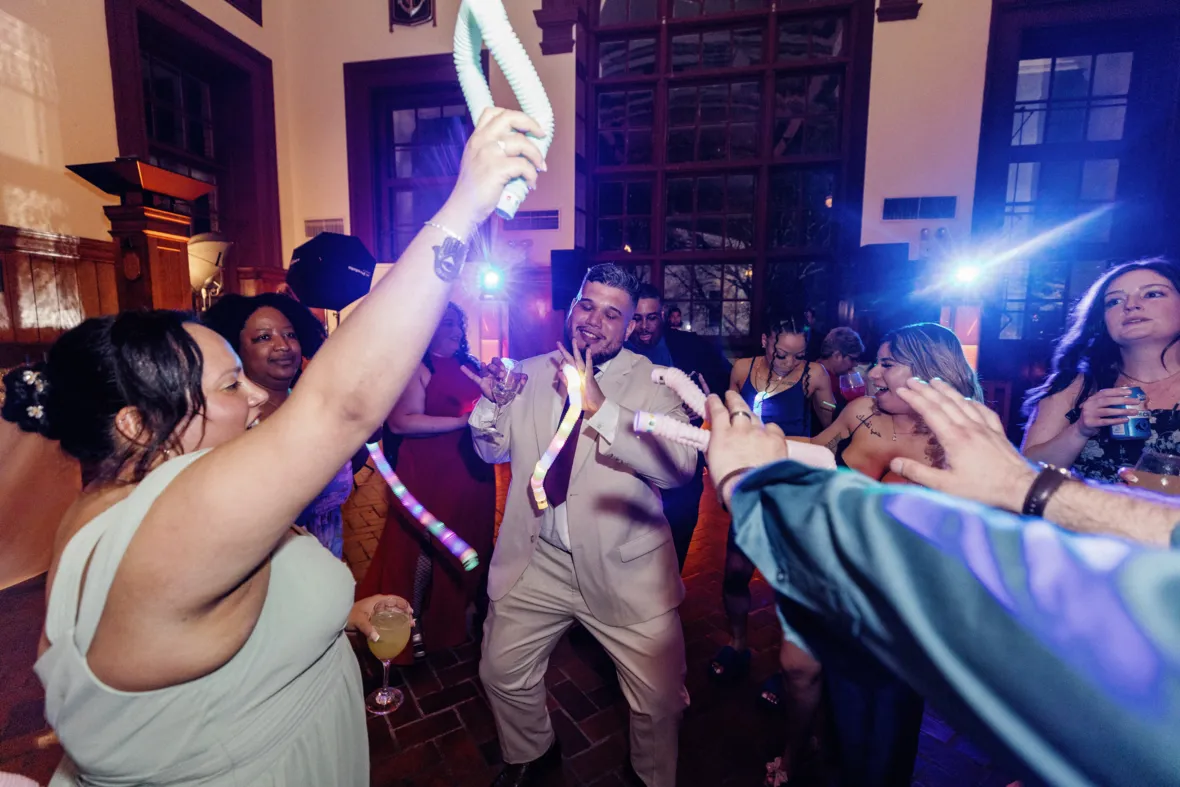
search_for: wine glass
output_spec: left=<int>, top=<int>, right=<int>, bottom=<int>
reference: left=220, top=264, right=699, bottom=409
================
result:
left=491, top=358, right=522, bottom=406
left=1124, top=450, right=1180, bottom=496
left=482, top=358, right=521, bottom=441
left=365, top=601, right=412, bottom=715
left=838, top=371, right=867, bottom=402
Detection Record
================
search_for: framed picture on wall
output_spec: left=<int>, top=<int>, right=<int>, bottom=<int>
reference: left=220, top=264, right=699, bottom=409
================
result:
left=390, top=0, right=434, bottom=29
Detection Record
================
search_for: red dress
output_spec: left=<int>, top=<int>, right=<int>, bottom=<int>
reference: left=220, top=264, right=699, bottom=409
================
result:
left=356, top=356, right=496, bottom=662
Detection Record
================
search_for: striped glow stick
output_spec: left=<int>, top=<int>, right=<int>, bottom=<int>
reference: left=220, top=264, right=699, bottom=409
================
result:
left=365, top=443, right=480, bottom=571
left=531, top=364, right=582, bottom=510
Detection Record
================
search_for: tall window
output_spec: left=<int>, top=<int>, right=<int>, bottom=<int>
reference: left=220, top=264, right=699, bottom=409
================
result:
left=141, top=52, right=220, bottom=234
left=374, top=96, right=470, bottom=261
left=369, top=89, right=493, bottom=263
left=589, top=0, right=871, bottom=340
left=997, top=49, right=1136, bottom=341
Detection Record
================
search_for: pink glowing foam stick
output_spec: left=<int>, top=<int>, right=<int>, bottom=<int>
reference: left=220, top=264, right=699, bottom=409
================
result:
left=531, top=364, right=582, bottom=511
left=365, top=443, right=479, bottom=571
left=651, top=367, right=708, bottom=419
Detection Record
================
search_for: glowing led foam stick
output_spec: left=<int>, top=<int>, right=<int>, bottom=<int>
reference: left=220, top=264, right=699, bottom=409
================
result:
left=531, top=364, right=582, bottom=510
left=365, top=443, right=480, bottom=571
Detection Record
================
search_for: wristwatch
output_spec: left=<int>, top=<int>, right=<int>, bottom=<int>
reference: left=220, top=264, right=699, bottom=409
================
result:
left=432, top=235, right=469, bottom=282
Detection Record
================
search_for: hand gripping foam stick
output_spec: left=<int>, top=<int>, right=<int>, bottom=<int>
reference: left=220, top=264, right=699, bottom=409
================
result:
left=636, top=367, right=838, bottom=469
left=636, top=366, right=712, bottom=449
left=531, top=365, right=582, bottom=510
left=365, top=443, right=480, bottom=571
left=454, top=0, right=555, bottom=220
left=633, top=411, right=710, bottom=451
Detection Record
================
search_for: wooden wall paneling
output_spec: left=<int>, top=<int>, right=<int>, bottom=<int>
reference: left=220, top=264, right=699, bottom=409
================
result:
left=152, top=240, right=193, bottom=312
left=30, top=257, right=63, bottom=343
left=10, top=253, right=38, bottom=344
left=0, top=227, right=119, bottom=344
left=95, top=261, right=120, bottom=315
left=0, top=254, right=14, bottom=342
left=74, top=260, right=102, bottom=319
left=54, top=258, right=85, bottom=334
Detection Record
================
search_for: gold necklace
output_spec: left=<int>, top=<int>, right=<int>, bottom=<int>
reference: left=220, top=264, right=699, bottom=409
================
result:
left=890, top=414, right=921, bottom=441
left=760, top=357, right=796, bottom=396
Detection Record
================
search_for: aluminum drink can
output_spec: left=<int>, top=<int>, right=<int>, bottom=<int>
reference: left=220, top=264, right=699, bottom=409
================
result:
left=1110, top=386, right=1151, bottom=440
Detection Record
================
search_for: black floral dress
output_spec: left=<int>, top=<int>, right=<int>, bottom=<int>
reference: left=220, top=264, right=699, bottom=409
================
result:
left=1065, top=407, right=1180, bottom=482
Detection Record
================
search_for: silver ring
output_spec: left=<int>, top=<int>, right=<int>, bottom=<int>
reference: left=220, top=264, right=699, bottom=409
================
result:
left=729, top=410, right=753, bottom=424
left=495, top=139, right=508, bottom=154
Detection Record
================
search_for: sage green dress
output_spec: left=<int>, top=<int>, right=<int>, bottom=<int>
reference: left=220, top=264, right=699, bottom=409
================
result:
left=35, top=452, right=368, bottom=786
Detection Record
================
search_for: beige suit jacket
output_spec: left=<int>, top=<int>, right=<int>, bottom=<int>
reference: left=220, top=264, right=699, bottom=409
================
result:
left=470, top=348, right=697, bottom=627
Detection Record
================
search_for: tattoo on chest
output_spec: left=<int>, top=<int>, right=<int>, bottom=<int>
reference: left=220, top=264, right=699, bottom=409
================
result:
left=856, top=413, right=883, bottom=439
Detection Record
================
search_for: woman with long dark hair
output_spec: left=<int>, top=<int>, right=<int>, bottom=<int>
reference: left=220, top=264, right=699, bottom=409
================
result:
left=1023, top=258, right=1180, bottom=483
left=0, top=107, right=545, bottom=786
left=357, top=302, right=496, bottom=661
left=203, top=293, right=351, bottom=557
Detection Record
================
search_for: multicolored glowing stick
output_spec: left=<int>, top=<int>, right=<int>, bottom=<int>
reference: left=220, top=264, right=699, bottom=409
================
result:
left=531, top=364, right=582, bottom=510
left=365, top=443, right=480, bottom=571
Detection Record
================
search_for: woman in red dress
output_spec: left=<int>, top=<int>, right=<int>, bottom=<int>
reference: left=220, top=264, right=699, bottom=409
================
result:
left=357, top=303, right=496, bottom=663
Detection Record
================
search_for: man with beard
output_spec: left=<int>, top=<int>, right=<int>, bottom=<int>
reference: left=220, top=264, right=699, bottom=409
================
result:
left=627, top=283, right=731, bottom=569
left=666, top=305, right=683, bottom=330
left=465, top=263, right=696, bottom=787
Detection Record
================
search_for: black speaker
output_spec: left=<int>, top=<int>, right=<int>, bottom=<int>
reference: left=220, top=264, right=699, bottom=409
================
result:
left=286, top=232, right=376, bottom=311
left=551, top=248, right=588, bottom=311
left=851, top=243, right=939, bottom=335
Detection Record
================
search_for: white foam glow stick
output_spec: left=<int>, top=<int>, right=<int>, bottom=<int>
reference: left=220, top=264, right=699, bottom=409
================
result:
left=454, top=0, right=554, bottom=219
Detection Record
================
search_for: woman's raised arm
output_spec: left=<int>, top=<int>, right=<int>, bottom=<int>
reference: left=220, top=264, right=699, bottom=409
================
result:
left=131, top=109, right=547, bottom=613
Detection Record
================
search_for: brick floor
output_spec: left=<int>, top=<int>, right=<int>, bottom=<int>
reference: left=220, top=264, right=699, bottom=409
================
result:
left=343, top=465, right=1018, bottom=787
left=0, top=462, right=1018, bottom=786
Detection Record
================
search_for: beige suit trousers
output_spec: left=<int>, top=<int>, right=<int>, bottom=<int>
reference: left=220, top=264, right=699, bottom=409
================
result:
left=479, top=540, right=688, bottom=787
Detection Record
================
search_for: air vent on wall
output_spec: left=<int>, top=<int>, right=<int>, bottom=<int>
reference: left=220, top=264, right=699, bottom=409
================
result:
left=882, top=196, right=957, bottom=221
left=502, top=209, right=559, bottom=231
left=304, top=218, right=345, bottom=237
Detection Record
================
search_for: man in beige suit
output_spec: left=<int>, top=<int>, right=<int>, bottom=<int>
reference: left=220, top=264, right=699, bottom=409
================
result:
left=465, top=263, right=697, bottom=787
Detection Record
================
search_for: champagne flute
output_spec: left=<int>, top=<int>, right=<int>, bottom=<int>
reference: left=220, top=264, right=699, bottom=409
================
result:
left=365, top=601, right=412, bottom=715
left=838, top=371, right=867, bottom=402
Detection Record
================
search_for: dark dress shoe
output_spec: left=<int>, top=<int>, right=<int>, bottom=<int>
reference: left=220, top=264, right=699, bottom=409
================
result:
left=490, top=739, right=562, bottom=787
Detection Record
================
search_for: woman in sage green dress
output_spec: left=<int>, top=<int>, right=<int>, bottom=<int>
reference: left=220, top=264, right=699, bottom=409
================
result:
left=0, top=107, right=546, bottom=786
